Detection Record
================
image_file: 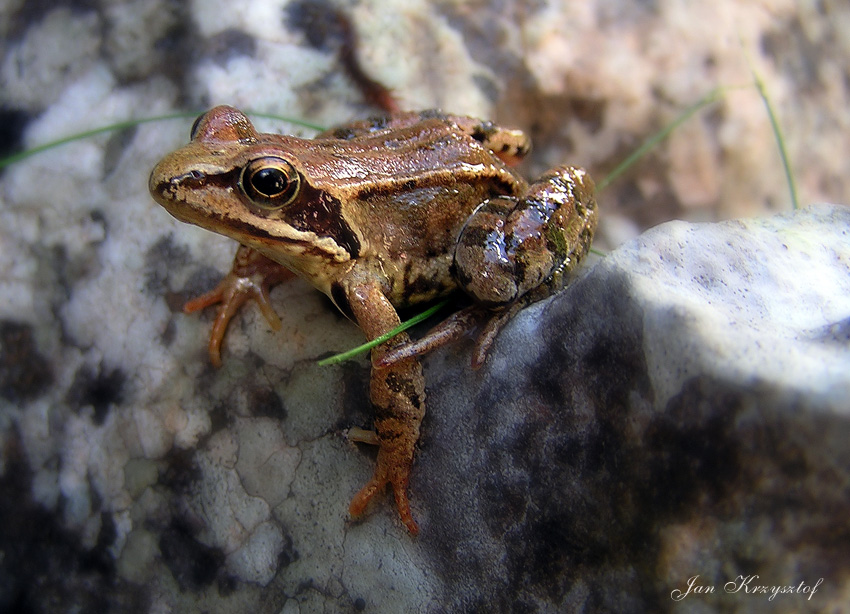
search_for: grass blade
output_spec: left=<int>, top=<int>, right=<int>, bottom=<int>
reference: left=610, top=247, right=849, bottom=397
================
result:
left=751, top=68, right=798, bottom=210
left=598, top=87, right=728, bottom=192
left=0, top=111, right=324, bottom=170
left=0, top=112, right=195, bottom=169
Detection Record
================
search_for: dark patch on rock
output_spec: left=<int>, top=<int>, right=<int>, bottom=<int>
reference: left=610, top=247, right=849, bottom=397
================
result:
left=102, top=126, right=137, bottom=177
left=208, top=401, right=230, bottom=436
left=412, top=272, right=664, bottom=609
left=146, top=6, right=199, bottom=109
left=67, top=364, right=125, bottom=425
left=160, top=448, right=201, bottom=493
left=159, top=519, right=225, bottom=592
left=0, top=107, right=30, bottom=166
left=0, top=320, right=53, bottom=404
left=472, top=73, right=500, bottom=103
left=3, top=1, right=98, bottom=45
left=640, top=379, right=745, bottom=516
left=813, top=315, right=850, bottom=344
left=337, top=360, right=371, bottom=429
left=760, top=16, right=821, bottom=88
left=0, top=448, right=144, bottom=613
left=205, top=28, right=257, bottom=65
left=277, top=529, right=298, bottom=568
left=216, top=573, right=239, bottom=596
left=565, top=97, right=608, bottom=134
left=160, top=317, right=177, bottom=347
left=144, top=234, right=191, bottom=296
left=248, top=386, right=287, bottom=421
left=284, top=0, right=347, bottom=52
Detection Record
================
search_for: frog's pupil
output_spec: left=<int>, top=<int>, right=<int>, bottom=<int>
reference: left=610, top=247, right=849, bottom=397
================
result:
left=252, top=168, right=287, bottom=196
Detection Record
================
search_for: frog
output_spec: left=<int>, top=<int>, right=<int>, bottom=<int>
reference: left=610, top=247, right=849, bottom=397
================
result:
left=148, top=105, right=598, bottom=535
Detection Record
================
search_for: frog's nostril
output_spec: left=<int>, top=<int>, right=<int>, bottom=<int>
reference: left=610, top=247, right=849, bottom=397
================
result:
left=174, top=169, right=206, bottom=186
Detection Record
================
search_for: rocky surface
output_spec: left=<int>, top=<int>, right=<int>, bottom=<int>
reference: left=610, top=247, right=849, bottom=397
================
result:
left=1, top=0, right=849, bottom=612
left=418, top=203, right=850, bottom=612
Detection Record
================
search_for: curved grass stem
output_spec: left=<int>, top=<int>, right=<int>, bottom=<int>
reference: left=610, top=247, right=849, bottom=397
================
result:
left=0, top=111, right=323, bottom=170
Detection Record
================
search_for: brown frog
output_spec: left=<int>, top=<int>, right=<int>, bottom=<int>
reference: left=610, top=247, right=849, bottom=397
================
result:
left=149, top=105, right=598, bottom=534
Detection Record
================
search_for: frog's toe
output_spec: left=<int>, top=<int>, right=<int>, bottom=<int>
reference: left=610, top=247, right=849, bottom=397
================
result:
left=391, top=479, right=419, bottom=535
left=183, top=271, right=269, bottom=366
left=182, top=257, right=294, bottom=366
left=470, top=303, right=521, bottom=369
left=348, top=427, right=381, bottom=446
left=349, top=476, right=386, bottom=519
left=349, top=472, right=418, bottom=535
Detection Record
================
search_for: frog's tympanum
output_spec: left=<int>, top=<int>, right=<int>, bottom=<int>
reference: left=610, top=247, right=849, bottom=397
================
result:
left=149, top=106, right=598, bottom=535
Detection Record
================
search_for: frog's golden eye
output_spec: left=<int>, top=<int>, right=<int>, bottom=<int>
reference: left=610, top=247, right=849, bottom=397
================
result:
left=239, top=157, right=301, bottom=210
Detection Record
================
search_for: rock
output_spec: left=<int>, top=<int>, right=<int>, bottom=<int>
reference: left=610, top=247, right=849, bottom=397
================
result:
left=412, top=202, right=850, bottom=611
left=83, top=202, right=844, bottom=611
left=2, top=0, right=849, bottom=610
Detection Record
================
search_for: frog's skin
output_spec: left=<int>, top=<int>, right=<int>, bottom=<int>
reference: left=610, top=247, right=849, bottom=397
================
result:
left=149, top=105, right=598, bottom=534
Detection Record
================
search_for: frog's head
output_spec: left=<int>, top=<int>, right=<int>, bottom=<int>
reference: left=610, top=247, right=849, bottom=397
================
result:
left=149, top=105, right=358, bottom=274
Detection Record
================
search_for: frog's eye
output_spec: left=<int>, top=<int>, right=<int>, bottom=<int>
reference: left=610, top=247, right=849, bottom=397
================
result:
left=239, top=157, right=301, bottom=210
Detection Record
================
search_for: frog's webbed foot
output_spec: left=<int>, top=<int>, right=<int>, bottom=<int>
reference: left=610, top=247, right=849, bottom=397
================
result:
left=183, top=244, right=294, bottom=367
left=347, top=377, right=421, bottom=535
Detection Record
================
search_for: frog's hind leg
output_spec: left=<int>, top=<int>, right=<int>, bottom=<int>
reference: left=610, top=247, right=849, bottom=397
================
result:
left=454, top=166, right=597, bottom=311
left=374, top=302, right=521, bottom=371
left=468, top=303, right=524, bottom=369
left=378, top=168, right=597, bottom=373
left=347, top=353, right=423, bottom=535
left=375, top=305, right=486, bottom=369
left=450, top=166, right=599, bottom=366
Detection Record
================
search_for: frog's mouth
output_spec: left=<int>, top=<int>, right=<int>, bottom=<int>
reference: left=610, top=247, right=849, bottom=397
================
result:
left=148, top=159, right=239, bottom=229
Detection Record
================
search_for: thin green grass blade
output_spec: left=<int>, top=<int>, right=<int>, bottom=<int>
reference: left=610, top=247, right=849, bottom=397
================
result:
left=0, top=112, right=196, bottom=169
left=751, top=69, right=798, bottom=210
left=318, top=299, right=450, bottom=366
left=597, top=87, right=729, bottom=192
left=247, top=112, right=324, bottom=132
left=0, top=110, right=324, bottom=170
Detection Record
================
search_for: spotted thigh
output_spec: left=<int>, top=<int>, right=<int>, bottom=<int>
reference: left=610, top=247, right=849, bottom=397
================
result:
left=453, top=165, right=598, bottom=308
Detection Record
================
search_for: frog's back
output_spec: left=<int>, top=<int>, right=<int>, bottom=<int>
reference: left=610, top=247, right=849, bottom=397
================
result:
left=307, top=112, right=529, bottom=307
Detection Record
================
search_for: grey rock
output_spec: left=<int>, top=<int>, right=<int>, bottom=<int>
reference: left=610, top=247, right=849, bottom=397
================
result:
left=409, top=203, right=850, bottom=612
left=2, top=0, right=849, bottom=610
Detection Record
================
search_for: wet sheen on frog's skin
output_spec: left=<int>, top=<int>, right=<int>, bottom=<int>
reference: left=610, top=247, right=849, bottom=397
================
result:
left=149, top=105, right=598, bottom=535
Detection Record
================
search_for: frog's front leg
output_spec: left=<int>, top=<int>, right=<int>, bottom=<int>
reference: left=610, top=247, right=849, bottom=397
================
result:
left=184, top=244, right=295, bottom=367
left=343, top=276, right=425, bottom=535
